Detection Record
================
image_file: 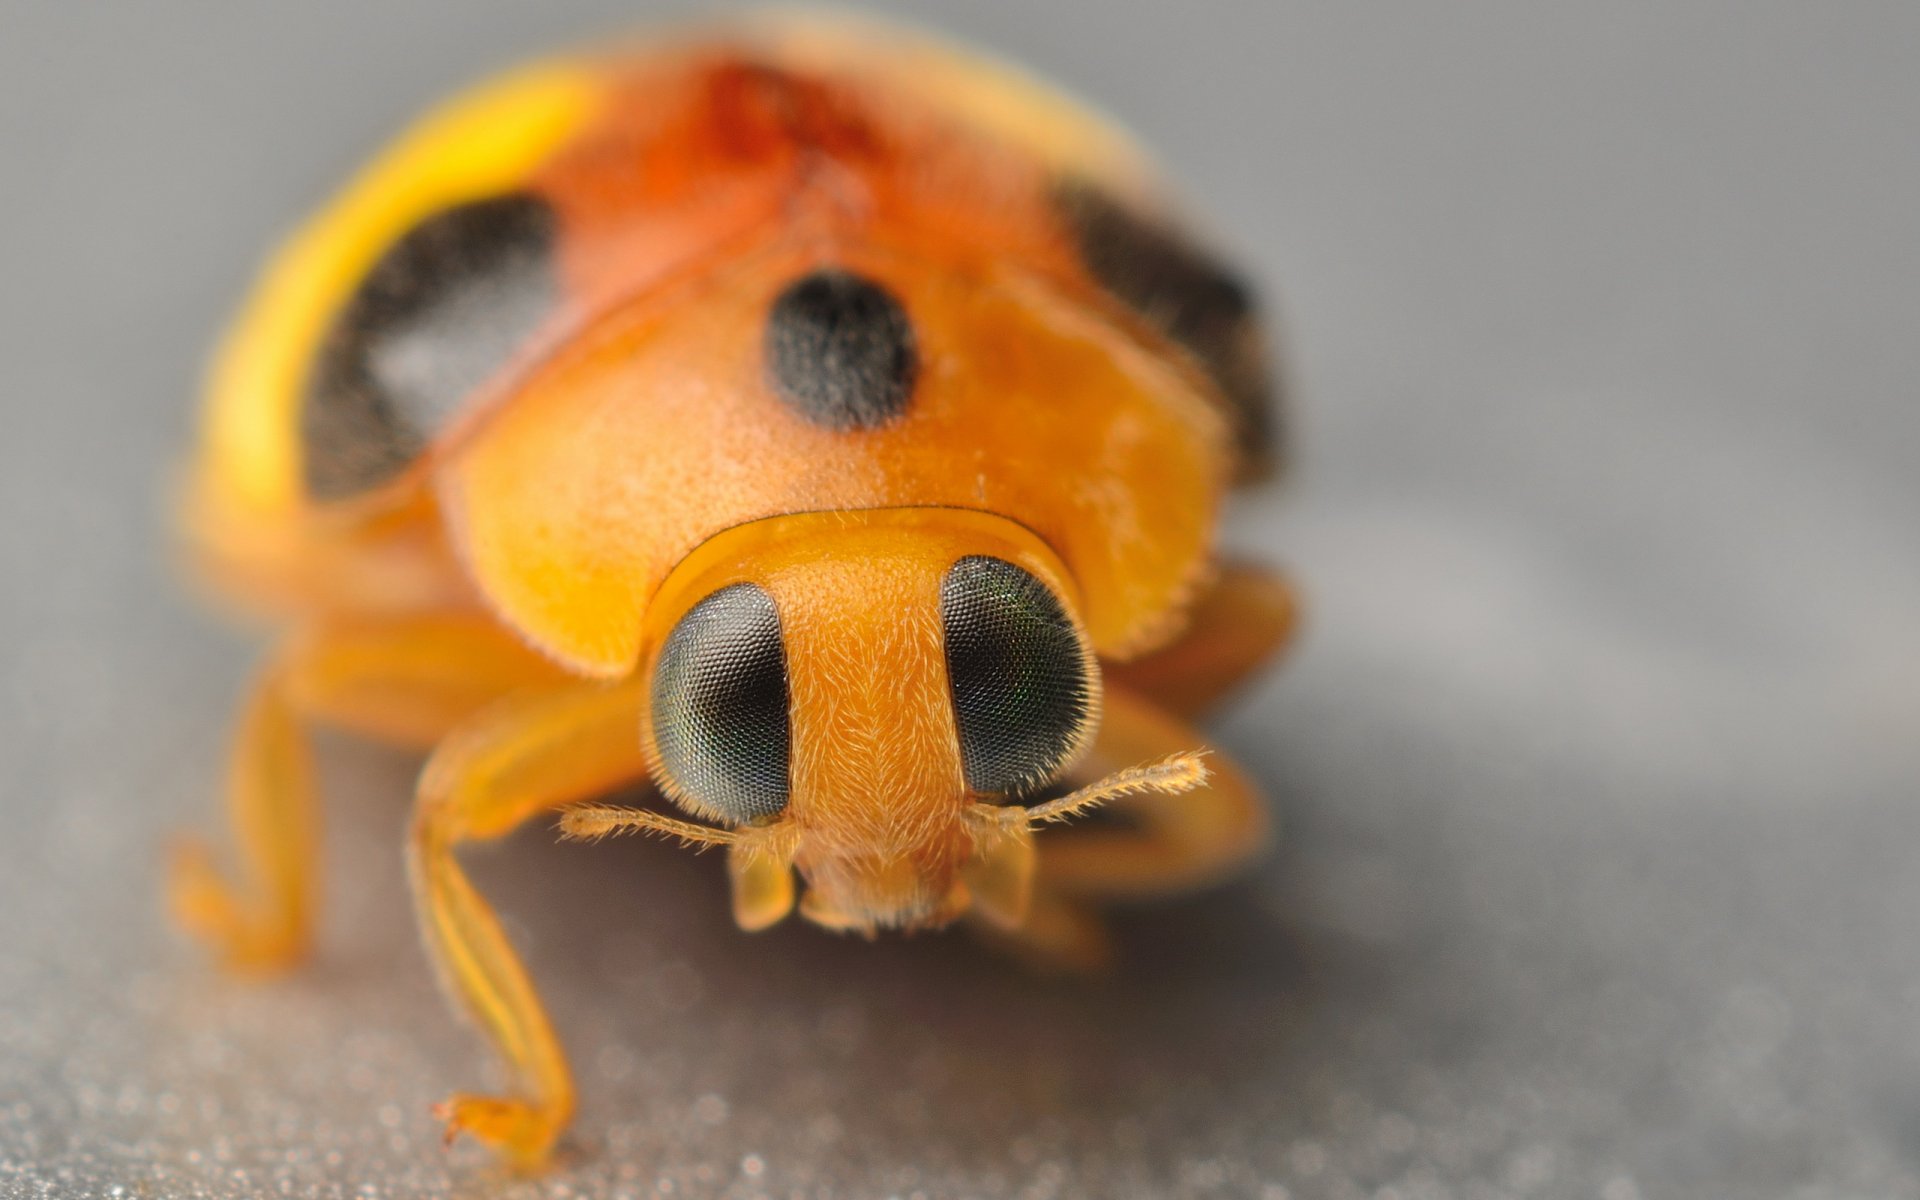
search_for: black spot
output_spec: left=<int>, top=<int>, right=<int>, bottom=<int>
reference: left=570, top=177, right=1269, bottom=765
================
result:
left=941, top=557, right=1094, bottom=796
left=764, top=269, right=918, bottom=430
left=1055, top=179, right=1280, bottom=472
left=652, top=583, right=792, bottom=823
left=302, top=192, right=558, bottom=499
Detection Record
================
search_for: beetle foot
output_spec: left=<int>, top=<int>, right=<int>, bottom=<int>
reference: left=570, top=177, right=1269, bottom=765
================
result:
left=433, top=1093, right=562, bottom=1170
left=166, top=837, right=309, bottom=974
left=969, top=891, right=1115, bottom=976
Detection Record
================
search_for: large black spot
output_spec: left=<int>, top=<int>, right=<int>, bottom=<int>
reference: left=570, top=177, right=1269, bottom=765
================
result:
left=651, top=583, right=792, bottom=823
left=941, top=556, right=1094, bottom=796
left=1055, top=179, right=1279, bottom=473
left=764, top=269, right=918, bottom=430
left=302, top=192, right=557, bottom=499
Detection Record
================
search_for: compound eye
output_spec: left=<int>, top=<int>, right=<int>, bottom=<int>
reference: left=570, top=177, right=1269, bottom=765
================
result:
left=941, top=557, right=1096, bottom=796
left=650, top=583, right=791, bottom=823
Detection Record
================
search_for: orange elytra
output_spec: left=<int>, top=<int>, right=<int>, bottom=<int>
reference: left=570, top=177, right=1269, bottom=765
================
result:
left=170, top=15, right=1298, bottom=1169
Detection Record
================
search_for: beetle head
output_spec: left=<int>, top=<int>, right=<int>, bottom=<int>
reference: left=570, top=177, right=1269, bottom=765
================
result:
left=567, top=507, right=1121, bottom=935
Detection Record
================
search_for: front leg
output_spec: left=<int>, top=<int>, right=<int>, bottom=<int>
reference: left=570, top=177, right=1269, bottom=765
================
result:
left=973, top=685, right=1270, bottom=972
left=1038, top=683, right=1271, bottom=898
left=982, top=683, right=1269, bottom=971
left=170, top=612, right=565, bottom=972
left=408, top=677, right=651, bottom=1169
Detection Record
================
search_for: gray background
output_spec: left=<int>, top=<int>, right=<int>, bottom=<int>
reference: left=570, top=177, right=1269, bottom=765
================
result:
left=2, top=2, right=1917, bottom=1197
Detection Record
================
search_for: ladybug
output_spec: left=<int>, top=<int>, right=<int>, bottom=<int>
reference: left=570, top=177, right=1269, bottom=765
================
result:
left=170, top=16, right=1297, bottom=1168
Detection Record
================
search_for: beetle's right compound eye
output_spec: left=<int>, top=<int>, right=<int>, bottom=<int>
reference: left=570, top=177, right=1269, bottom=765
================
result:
left=941, top=556, right=1096, bottom=796
left=650, top=583, right=792, bottom=823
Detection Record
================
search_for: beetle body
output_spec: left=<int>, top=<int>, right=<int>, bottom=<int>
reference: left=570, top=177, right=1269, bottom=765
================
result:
left=173, top=17, right=1296, bottom=1167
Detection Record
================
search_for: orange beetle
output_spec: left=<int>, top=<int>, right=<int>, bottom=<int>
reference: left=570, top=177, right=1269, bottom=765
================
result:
left=171, top=16, right=1297, bottom=1168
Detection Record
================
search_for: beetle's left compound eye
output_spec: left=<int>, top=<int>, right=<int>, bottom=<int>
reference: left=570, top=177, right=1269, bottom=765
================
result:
left=650, top=583, right=792, bottom=823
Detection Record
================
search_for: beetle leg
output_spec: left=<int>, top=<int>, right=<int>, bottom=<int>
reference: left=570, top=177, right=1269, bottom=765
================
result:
left=974, top=686, right=1266, bottom=972
left=967, top=888, right=1116, bottom=974
left=967, top=682, right=1269, bottom=971
left=169, top=614, right=567, bottom=973
left=169, top=657, right=318, bottom=972
left=1035, top=683, right=1271, bottom=899
left=408, top=677, right=651, bottom=1169
left=280, top=612, right=569, bottom=749
left=1101, top=559, right=1298, bottom=720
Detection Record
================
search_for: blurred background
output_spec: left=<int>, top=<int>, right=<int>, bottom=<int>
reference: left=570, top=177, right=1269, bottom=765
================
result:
left=1, top=2, right=1916, bottom=1197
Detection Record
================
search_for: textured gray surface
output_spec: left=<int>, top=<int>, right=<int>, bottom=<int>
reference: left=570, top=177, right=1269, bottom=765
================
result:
left=3, top=2, right=1918, bottom=1197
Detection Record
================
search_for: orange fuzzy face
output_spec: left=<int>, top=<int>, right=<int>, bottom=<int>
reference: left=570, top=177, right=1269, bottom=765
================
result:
left=635, top=509, right=1097, bottom=932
